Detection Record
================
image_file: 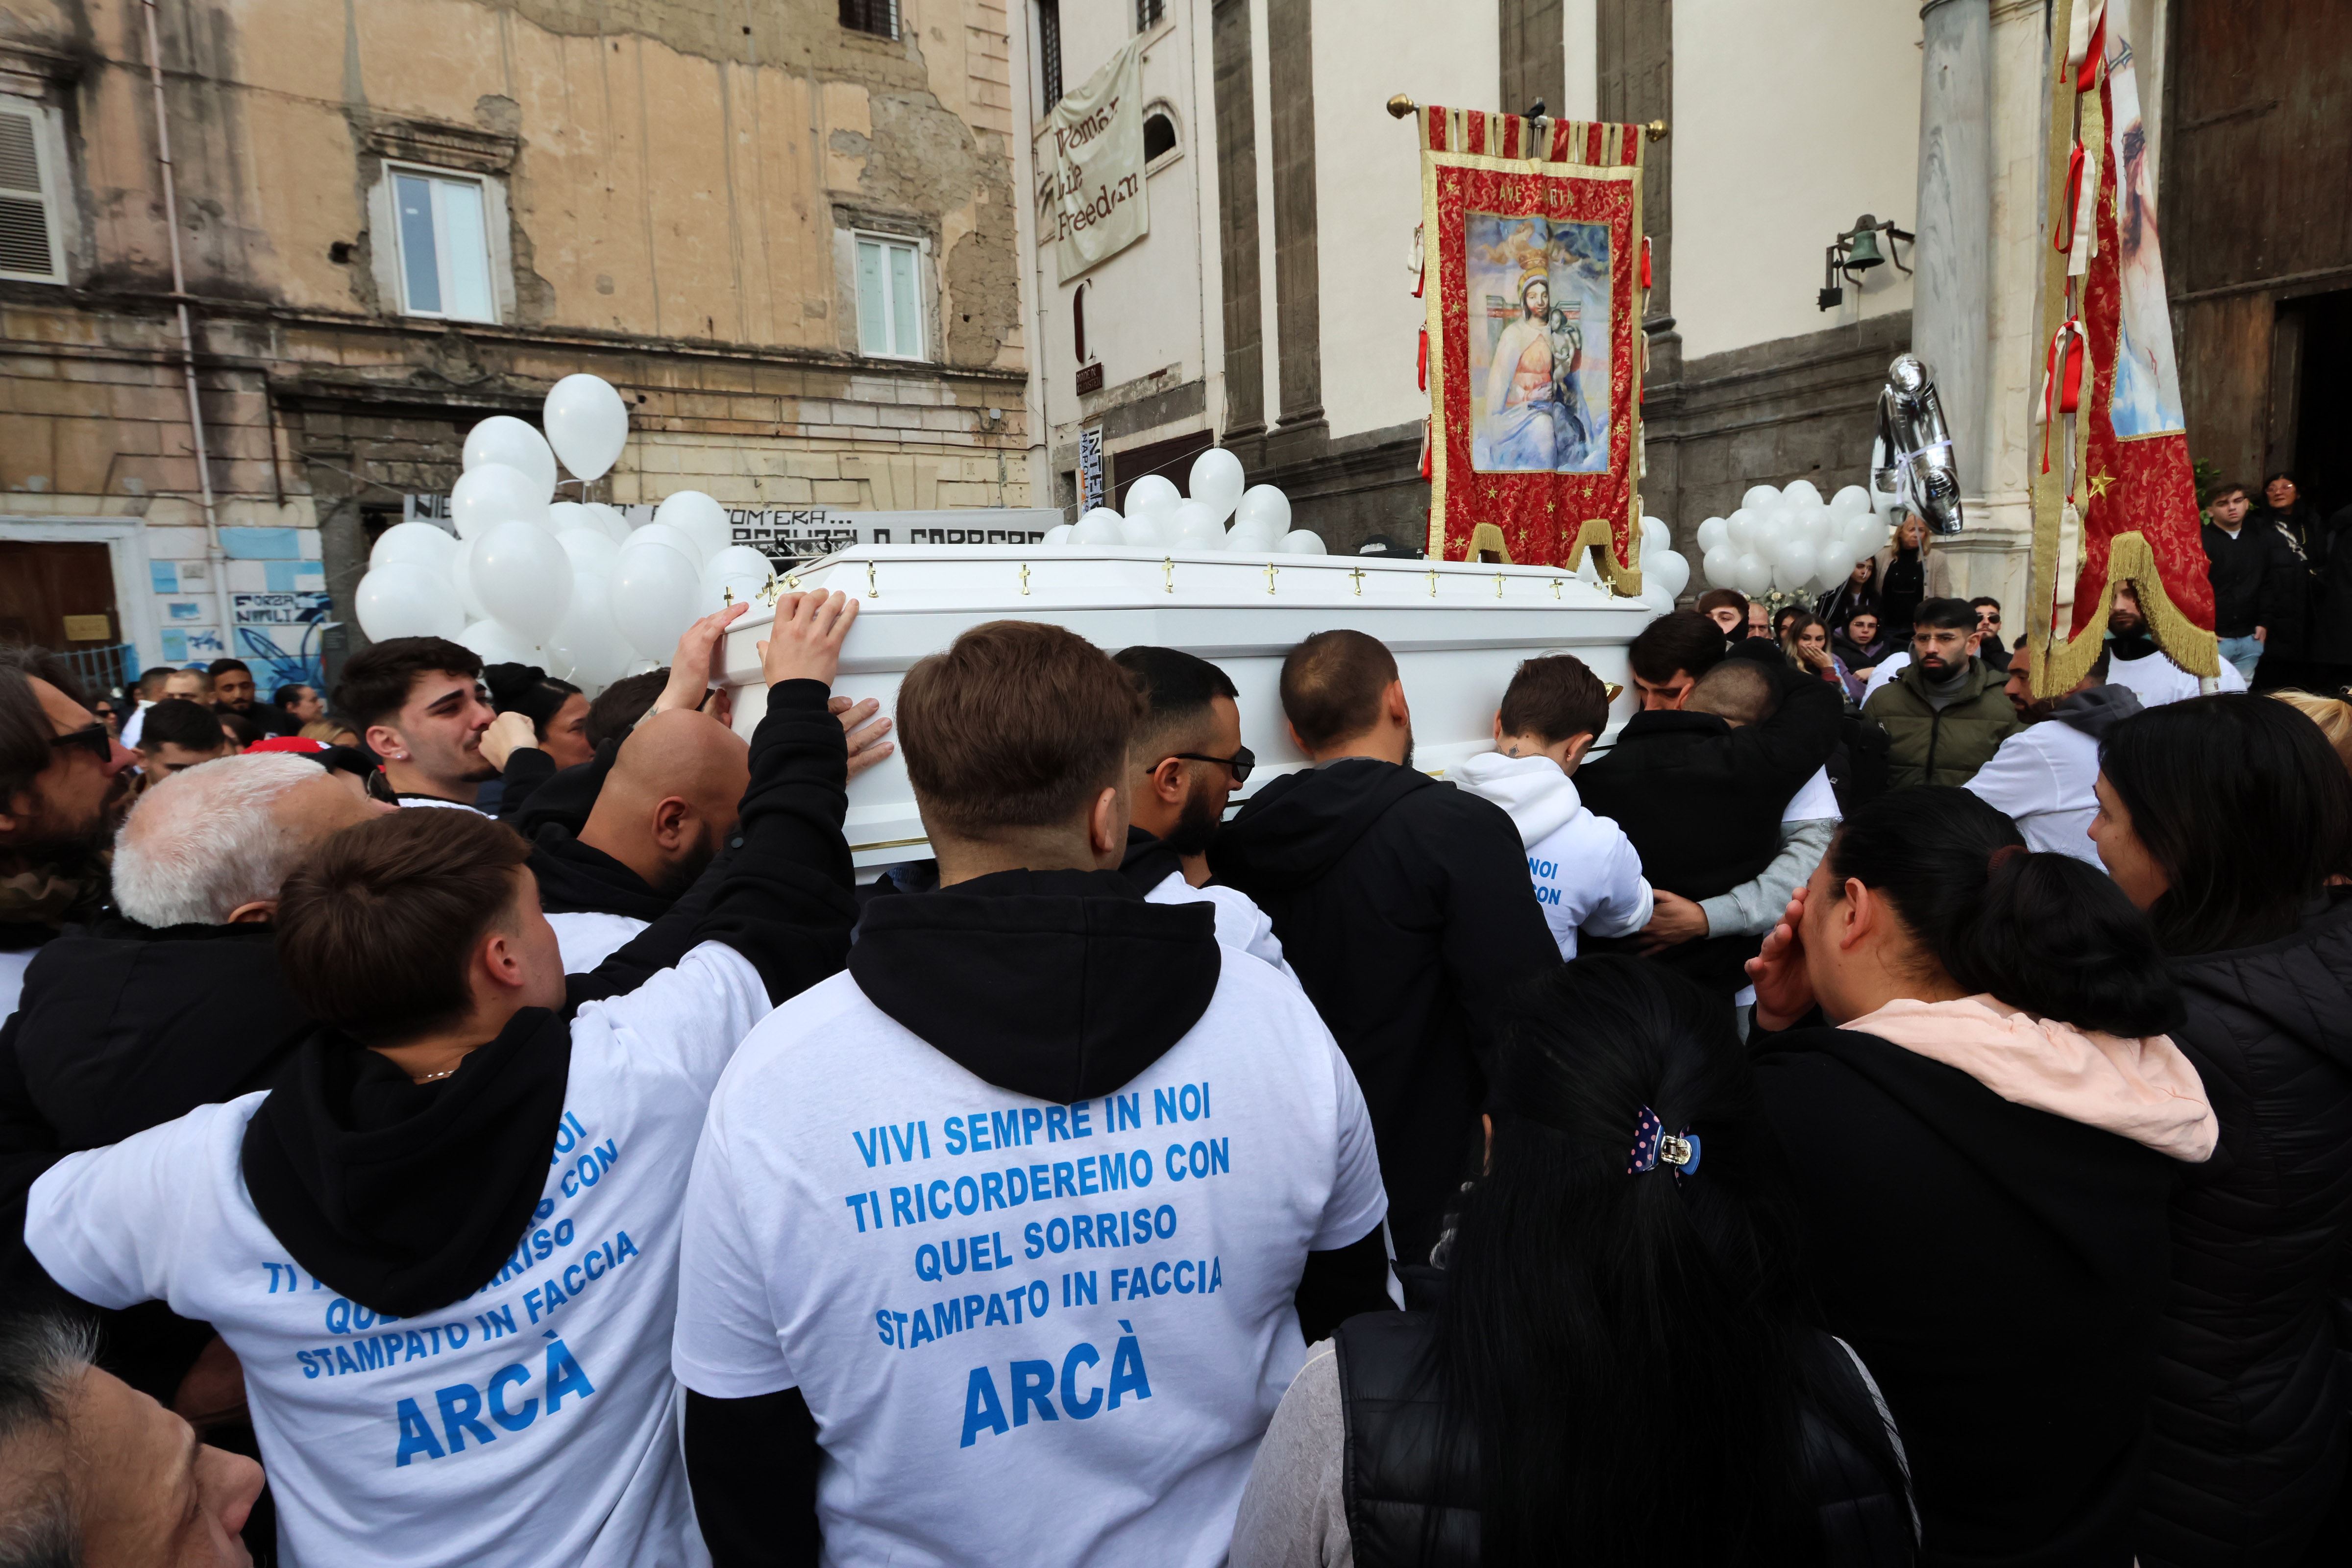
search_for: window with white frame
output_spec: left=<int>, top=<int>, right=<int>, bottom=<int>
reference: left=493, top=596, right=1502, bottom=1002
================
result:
left=389, top=166, right=498, bottom=323
left=855, top=235, right=923, bottom=360
left=0, top=95, right=67, bottom=284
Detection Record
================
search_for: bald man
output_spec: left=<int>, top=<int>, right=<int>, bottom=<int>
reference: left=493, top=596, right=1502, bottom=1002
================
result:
left=527, top=710, right=755, bottom=970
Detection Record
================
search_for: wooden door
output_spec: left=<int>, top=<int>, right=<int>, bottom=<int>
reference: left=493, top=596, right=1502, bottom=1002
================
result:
left=0, top=540, right=118, bottom=648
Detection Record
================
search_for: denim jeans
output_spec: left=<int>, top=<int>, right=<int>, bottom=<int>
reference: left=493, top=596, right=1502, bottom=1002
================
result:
left=2218, top=634, right=2264, bottom=683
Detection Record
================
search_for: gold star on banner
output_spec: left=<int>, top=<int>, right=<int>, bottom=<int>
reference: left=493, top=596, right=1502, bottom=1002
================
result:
left=1484, top=484, right=1500, bottom=501
left=2087, top=470, right=2117, bottom=500
left=1545, top=499, right=1558, bottom=514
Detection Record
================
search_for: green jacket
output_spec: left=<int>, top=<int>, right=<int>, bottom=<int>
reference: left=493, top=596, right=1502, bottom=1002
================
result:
left=1862, top=658, right=2022, bottom=788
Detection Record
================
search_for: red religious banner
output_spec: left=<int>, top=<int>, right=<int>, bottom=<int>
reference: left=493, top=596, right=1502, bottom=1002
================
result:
left=1419, top=109, right=1645, bottom=587
left=2028, top=0, right=2218, bottom=693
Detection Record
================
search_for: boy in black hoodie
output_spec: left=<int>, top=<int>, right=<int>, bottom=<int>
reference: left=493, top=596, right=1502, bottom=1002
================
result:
left=22, top=591, right=863, bottom=1568
left=1207, top=629, right=1559, bottom=1266
left=671, top=619, right=1393, bottom=1568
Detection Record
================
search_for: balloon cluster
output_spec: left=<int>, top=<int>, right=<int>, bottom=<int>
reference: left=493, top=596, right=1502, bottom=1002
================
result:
left=1694, top=482, right=1890, bottom=600
left=355, top=375, right=776, bottom=692
left=1050, top=448, right=1327, bottom=554
left=1631, top=516, right=1690, bottom=614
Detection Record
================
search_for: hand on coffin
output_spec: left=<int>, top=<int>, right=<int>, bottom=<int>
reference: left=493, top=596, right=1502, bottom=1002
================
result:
left=480, top=710, right=539, bottom=770
left=831, top=694, right=894, bottom=780
left=1636, top=889, right=1710, bottom=952
left=1746, top=885, right=1817, bottom=1032
left=757, top=590, right=857, bottom=690
left=654, top=603, right=750, bottom=718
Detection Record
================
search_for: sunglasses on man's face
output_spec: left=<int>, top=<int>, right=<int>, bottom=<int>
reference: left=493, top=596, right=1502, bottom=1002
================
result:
left=49, top=723, right=114, bottom=764
left=1167, top=746, right=1256, bottom=784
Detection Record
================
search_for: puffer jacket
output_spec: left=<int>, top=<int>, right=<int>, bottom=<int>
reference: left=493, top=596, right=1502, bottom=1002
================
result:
left=1860, top=657, right=2021, bottom=789
left=2137, top=890, right=2352, bottom=1566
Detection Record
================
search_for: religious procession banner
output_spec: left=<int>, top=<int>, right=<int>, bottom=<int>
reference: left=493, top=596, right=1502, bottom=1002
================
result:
left=1038, top=40, right=1148, bottom=284
left=2027, top=0, right=2217, bottom=694
left=1419, top=109, right=1645, bottom=588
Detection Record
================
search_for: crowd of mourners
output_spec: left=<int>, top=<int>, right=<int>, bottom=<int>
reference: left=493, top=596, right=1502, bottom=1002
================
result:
left=0, top=504, right=2348, bottom=1568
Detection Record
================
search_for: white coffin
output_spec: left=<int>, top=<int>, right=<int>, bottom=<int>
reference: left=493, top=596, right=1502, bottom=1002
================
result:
left=720, top=545, right=1653, bottom=872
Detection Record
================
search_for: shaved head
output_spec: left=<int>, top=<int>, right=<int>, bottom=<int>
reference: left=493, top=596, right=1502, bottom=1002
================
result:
left=577, top=711, right=750, bottom=895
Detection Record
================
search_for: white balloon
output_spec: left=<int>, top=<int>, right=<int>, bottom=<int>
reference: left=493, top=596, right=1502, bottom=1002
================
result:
left=699, top=545, right=776, bottom=613
left=1741, top=484, right=1783, bottom=513
left=1041, top=523, right=1075, bottom=546
left=457, top=618, right=543, bottom=667
left=1124, top=474, right=1181, bottom=521
left=355, top=564, right=463, bottom=641
left=1781, top=479, right=1825, bottom=510
left=1171, top=501, right=1225, bottom=548
left=1695, top=516, right=1729, bottom=554
left=1725, top=508, right=1759, bottom=550
left=1276, top=530, right=1327, bottom=555
left=1639, top=515, right=1671, bottom=559
left=368, top=521, right=459, bottom=579
left=542, top=374, right=630, bottom=483
left=1830, top=484, right=1873, bottom=518
left=1848, top=514, right=1887, bottom=561
left=610, top=543, right=701, bottom=660
left=542, top=572, right=632, bottom=691
left=652, top=490, right=731, bottom=563
left=1733, top=553, right=1773, bottom=597
left=548, top=501, right=595, bottom=535
left=462, top=416, right=558, bottom=498
left=447, top=542, right=490, bottom=623
left=1187, top=447, right=1247, bottom=524
left=1226, top=515, right=1284, bottom=552
left=617, top=523, right=702, bottom=573
left=1648, top=547, right=1691, bottom=598
left=585, top=502, right=635, bottom=543
left=450, top=463, right=550, bottom=539
left=1070, top=510, right=1124, bottom=546
left=557, top=529, right=622, bottom=579
left=1815, top=539, right=1856, bottom=591
left=1234, top=485, right=1292, bottom=535
left=1121, top=514, right=1169, bottom=547
left=470, top=522, right=573, bottom=645
left=1703, top=545, right=1740, bottom=588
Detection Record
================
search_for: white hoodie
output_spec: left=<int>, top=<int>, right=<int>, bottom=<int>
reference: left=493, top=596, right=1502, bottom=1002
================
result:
left=1452, top=752, right=1652, bottom=960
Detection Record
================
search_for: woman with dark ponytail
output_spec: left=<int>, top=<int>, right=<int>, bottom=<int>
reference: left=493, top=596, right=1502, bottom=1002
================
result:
left=1744, top=788, right=2214, bottom=1567
left=2090, top=694, right=2352, bottom=1565
left=1233, top=956, right=1917, bottom=1568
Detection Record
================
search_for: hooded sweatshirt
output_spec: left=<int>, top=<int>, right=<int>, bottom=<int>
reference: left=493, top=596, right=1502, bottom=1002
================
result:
left=1754, top=1016, right=2184, bottom=1566
left=1961, top=684, right=2143, bottom=863
left=1449, top=751, right=1651, bottom=960
left=1208, top=757, right=1559, bottom=1263
left=24, top=680, right=858, bottom=1568
left=1118, top=828, right=1298, bottom=980
left=671, top=867, right=1389, bottom=1568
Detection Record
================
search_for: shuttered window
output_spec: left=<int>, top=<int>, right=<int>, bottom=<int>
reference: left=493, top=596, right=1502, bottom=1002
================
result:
left=840, top=0, right=897, bottom=39
left=0, top=98, right=65, bottom=284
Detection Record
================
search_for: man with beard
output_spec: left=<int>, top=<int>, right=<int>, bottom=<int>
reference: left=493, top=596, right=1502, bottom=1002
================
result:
left=1111, top=645, right=1294, bottom=978
left=0, top=646, right=139, bottom=1018
left=1961, top=642, right=2139, bottom=864
left=1861, top=597, right=2022, bottom=787
left=332, top=636, right=498, bottom=810
left=2102, top=579, right=2248, bottom=706
left=1211, top=630, right=1557, bottom=1265
left=206, top=658, right=301, bottom=737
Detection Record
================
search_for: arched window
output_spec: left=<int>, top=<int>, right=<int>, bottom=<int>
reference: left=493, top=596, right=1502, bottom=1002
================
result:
left=1142, top=111, right=1176, bottom=165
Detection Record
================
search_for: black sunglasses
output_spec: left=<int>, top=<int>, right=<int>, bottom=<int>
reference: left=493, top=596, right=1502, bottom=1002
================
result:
left=1166, top=746, right=1255, bottom=784
left=50, top=723, right=113, bottom=763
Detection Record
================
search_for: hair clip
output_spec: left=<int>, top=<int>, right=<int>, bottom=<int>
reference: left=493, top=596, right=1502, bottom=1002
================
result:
left=1627, top=1106, right=1702, bottom=1181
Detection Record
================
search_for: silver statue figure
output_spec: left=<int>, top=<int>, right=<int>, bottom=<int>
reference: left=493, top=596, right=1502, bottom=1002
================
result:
left=1873, top=353, right=1965, bottom=536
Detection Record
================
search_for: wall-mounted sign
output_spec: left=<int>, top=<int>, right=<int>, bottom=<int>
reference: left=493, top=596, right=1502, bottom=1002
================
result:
left=1079, top=425, right=1105, bottom=511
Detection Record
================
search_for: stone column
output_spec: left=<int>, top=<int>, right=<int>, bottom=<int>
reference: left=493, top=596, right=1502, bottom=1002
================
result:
left=1914, top=0, right=1991, bottom=493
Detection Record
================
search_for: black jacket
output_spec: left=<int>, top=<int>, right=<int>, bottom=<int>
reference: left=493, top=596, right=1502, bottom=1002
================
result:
left=1332, top=1306, right=1915, bottom=1566
left=1577, top=663, right=1842, bottom=990
left=2303, top=507, right=2352, bottom=666
left=1209, top=759, right=1558, bottom=1265
left=1754, top=1026, right=2178, bottom=1568
left=529, top=826, right=673, bottom=922
left=2203, top=520, right=2286, bottom=640
left=2255, top=505, right=2322, bottom=657
left=2138, top=892, right=2352, bottom=1567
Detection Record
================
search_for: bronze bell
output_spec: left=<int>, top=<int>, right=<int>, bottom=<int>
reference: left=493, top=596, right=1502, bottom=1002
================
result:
left=1843, top=219, right=1886, bottom=272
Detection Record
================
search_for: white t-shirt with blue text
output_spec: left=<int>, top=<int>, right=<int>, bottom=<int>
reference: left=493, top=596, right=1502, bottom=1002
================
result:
left=26, top=942, right=772, bottom=1568
left=671, top=955, right=1389, bottom=1568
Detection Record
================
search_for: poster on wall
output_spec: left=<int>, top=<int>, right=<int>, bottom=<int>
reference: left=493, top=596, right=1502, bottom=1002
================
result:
left=1079, top=425, right=1105, bottom=511
left=229, top=591, right=332, bottom=693
left=1419, top=109, right=1645, bottom=586
left=1037, top=39, right=1148, bottom=283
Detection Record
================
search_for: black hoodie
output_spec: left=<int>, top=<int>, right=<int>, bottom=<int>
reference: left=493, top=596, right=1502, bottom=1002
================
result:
left=1208, top=758, right=1558, bottom=1264
left=238, top=680, right=857, bottom=1319
left=1753, top=1024, right=2177, bottom=1567
left=529, top=825, right=675, bottom=922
